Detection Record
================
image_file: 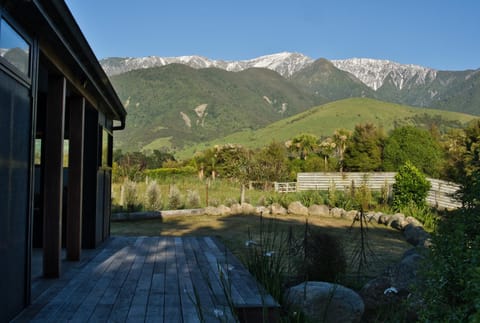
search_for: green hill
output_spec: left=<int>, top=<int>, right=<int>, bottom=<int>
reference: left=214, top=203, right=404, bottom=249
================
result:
left=110, top=64, right=317, bottom=151
left=291, top=58, right=376, bottom=102
left=176, top=97, right=477, bottom=160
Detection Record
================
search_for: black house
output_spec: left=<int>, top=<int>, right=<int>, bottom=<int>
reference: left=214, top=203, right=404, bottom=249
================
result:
left=0, top=1, right=126, bottom=321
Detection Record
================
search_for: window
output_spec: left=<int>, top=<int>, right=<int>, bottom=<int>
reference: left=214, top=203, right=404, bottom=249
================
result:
left=0, top=17, right=30, bottom=76
left=101, top=128, right=111, bottom=169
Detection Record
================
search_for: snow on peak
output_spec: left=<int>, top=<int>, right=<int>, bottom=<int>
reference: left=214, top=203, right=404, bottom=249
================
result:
left=331, top=58, right=437, bottom=90
left=100, top=52, right=313, bottom=77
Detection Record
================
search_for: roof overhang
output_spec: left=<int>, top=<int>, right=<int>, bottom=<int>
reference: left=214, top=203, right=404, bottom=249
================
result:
left=2, top=0, right=126, bottom=129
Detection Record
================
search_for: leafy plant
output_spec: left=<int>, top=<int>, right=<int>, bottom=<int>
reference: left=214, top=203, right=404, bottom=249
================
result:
left=300, top=226, right=346, bottom=283
left=392, top=161, right=431, bottom=211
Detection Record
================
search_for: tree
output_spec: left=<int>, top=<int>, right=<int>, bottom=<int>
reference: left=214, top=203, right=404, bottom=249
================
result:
left=344, top=123, right=384, bottom=171
left=392, top=161, right=431, bottom=210
left=287, top=133, right=319, bottom=160
left=383, top=126, right=443, bottom=177
left=417, top=122, right=480, bottom=321
left=251, top=141, right=289, bottom=183
left=450, top=120, right=480, bottom=208
left=318, top=137, right=336, bottom=171
left=333, top=128, right=351, bottom=172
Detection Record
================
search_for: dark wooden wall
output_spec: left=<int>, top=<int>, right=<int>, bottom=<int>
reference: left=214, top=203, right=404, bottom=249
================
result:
left=0, top=69, right=32, bottom=321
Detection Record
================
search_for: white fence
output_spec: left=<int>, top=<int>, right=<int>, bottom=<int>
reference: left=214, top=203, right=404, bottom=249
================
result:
left=274, top=182, right=297, bottom=193
left=275, top=172, right=462, bottom=210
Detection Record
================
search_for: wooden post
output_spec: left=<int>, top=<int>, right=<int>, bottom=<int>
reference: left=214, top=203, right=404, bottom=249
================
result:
left=205, top=181, right=209, bottom=207
left=66, top=97, right=85, bottom=261
left=43, top=75, right=66, bottom=278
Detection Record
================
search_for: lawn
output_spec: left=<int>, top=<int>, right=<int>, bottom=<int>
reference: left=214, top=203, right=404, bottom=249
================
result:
left=111, top=213, right=411, bottom=282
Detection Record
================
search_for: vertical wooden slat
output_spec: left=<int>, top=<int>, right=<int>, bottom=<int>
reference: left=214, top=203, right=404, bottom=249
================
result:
left=43, top=75, right=66, bottom=278
left=66, top=96, right=85, bottom=261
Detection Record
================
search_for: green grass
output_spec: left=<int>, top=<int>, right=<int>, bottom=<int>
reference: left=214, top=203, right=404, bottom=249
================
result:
left=175, top=97, right=476, bottom=159
left=112, top=177, right=270, bottom=210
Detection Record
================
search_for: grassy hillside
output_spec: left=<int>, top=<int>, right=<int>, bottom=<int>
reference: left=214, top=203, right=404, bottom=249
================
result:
left=291, top=58, right=376, bottom=102
left=110, top=64, right=317, bottom=151
left=176, top=97, right=477, bottom=160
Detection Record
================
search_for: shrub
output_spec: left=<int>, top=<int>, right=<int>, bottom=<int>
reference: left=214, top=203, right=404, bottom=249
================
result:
left=355, top=180, right=372, bottom=211
left=298, top=190, right=325, bottom=207
left=209, top=198, right=220, bottom=207
left=327, top=180, right=337, bottom=207
left=123, top=179, right=139, bottom=212
left=223, top=197, right=238, bottom=207
left=168, top=185, right=184, bottom=209
left=300, top=227, right=346, bottom=282
left=257, top=195, right=267, bottom=206
left=144, top=166, right=196, bottom=181
left=392, top=161, right=431, bottom=211
left=418, top=208, right=480, bottom=321
left=186, top=189, right=201, bottom=208
left=265, top=192, right=294, bottom=208
left=145, top=180, right=162, bottom=211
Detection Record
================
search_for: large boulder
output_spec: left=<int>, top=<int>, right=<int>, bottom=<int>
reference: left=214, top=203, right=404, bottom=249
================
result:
left=230, top=203, right=243, bottom=215
left=388, top=213, right=407, bottom=230
left=360, top=248, right=424, bottom=320
left=270, top=203, right=287, bottom=215
left=286, top=281, right=364, bottom=323
left=308, top=204, right=330, bottom=217
left=288, top=201, right=309, bottom=216
left=378, top=213, right=391, bottom=225
left=405, top=216, right=423, bottom=227
left=403, top=224, right=430, bottom=247
left=241, top=203, right=256, bottom=214
left=330, top=207, right=345, bottom=218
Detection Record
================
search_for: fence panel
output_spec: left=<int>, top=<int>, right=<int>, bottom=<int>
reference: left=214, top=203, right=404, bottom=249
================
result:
left=274, top=172, right=462, bottom=210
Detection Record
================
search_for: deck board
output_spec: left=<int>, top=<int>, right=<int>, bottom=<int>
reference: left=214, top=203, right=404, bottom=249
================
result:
left=13, top=236, right=279, bottom=323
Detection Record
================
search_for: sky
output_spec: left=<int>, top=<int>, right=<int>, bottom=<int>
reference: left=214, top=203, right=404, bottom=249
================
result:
left=65, top=0, right=480, bottom=71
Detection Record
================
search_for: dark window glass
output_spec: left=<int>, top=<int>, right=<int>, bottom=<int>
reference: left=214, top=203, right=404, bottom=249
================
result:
left=0, top=18, right=30, bottom=76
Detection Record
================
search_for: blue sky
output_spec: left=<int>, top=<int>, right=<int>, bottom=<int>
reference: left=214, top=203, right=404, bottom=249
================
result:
left=66, top=0, right=480, bottom=71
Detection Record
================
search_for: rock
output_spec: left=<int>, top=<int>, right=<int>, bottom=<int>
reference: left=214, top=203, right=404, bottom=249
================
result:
left=255, top=206, right=270, bottom=215
left=330, top=207, right=345, bottom=218
left=364, top=211, right=378, bottom=223
left=404, top=224, right=430, bottom=247
left=344, top=210, right=359, bottom=221
left=216, top=204, right=231, bottom=216
left=378, top=213, right=391, bottom=225
left=308, top=204, right=330, bottom=217
left=287, top=281, right=364, bottom=323
left=360, top=250, right=424, bottom=319
left=230, top=203, right=243, bottom=215
left=204, top=206, right=223, bottom=216
left=405, top=216, right=423, bottom=227
left=388, top=213, right=407, bottom=230
left=241, top=203, right=256, bottom=214
left=270, top=203, right=287, bottom=215
left=288, top=201, right=309, bottom=216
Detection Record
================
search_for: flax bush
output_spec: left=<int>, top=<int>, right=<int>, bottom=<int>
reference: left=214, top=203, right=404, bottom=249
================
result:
left=123, top=179, right=138, bottom=212
left=145, top=180, right=162, bottom=211
left=186, top=189, right=201, bottom=208
left=168, top=184, right=184, bottom=209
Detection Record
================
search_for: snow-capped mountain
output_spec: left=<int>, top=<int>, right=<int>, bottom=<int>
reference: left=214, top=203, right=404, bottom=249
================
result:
left=331, top=58, right=437, bottom=91
left=101, top=52, right=313, bottom=77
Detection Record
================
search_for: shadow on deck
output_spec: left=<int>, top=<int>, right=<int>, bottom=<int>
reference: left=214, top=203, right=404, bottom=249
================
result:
left=13, top=236, right=279, bottom=322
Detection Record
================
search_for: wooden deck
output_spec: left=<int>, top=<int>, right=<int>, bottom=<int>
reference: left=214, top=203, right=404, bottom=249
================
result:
left=13, top=236, right=279, bottom=322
